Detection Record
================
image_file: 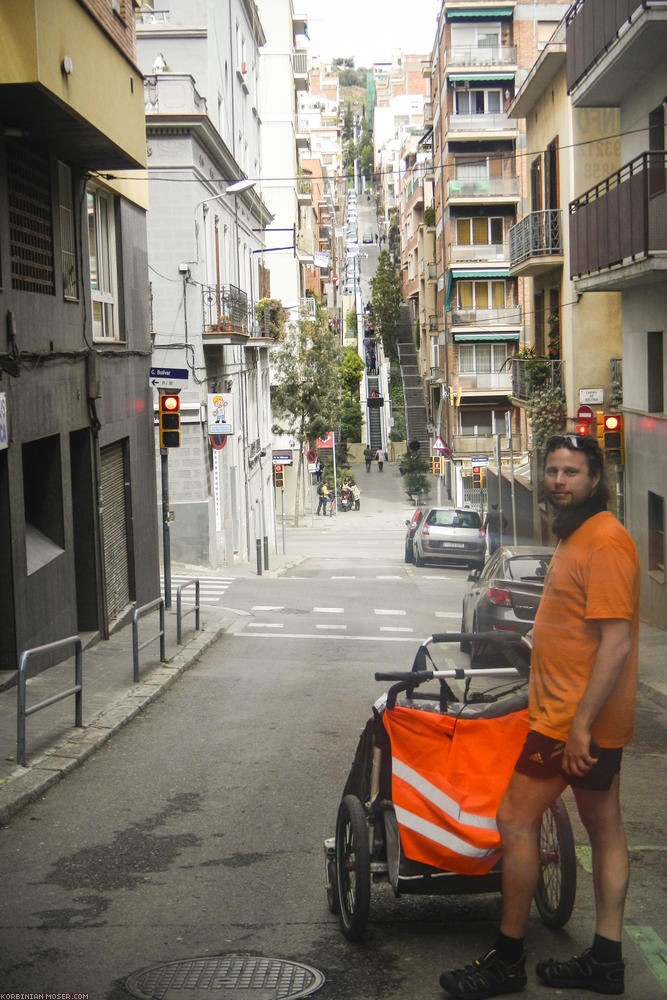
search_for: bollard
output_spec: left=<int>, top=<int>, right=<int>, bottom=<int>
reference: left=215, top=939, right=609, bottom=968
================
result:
left=263, top=535, right=269, bottom=570
left=256, top=537, right=262, bottom=575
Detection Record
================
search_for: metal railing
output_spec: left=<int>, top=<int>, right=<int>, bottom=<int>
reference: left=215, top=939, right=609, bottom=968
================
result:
left=446, top=112, right=515, bottom=133
left=202, top=283, right=248, bottom=333
left=450, top=242, right=509, bottom=264
left=176, top=580, right=200, bottom=646
left=450, top=307, right=522, bottom=327
left=509, top=210, right=563, bottom=267
left=510, top=358, right=565, bottom=402
left=566, top=0, right=643, bottom=92
left=132, top=598, right=166, bottom=683
left=423, top=101, right=433, bottom=125
left=17, top=636, right=83, bottom=766
left=293, top=50, right=308, bottom=75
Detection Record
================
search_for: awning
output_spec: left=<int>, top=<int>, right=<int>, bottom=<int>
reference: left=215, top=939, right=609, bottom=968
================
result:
left=447, top=7, right=513, bottom=18
left=454, top=331, right=520, bottom=341
left=450, top=269, right=510, bottom=279
left=448, top=73, right=516, bottom=82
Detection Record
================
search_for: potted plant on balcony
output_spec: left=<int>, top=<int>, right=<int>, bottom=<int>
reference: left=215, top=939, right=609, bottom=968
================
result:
left=423, top=206, right=435, bottom=227
left=527, top=384, right=566, bottom=450
left=547, top=310, right=560, bottom=359
left=255, top=297, right=287, bottom=339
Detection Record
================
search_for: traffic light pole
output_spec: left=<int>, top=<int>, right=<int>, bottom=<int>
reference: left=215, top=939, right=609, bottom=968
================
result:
left=161, top=449, right=172, bottom=609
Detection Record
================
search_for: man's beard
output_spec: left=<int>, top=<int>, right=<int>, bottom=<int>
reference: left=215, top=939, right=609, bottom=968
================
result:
left=550, top=490, right=607, bottom=540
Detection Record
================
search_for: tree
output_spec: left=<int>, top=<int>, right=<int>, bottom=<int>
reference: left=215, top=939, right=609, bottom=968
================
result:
left=340, top=346, right=365, bottom=395
left=371, top=250, right=402, bottom=361
left=271, top=308, right=341, bottom=525
left=399, top=449, right=430, bottom=502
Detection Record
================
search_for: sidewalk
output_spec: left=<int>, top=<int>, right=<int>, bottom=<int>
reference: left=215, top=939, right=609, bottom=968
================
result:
left=1, top=462, right=665, bottom=825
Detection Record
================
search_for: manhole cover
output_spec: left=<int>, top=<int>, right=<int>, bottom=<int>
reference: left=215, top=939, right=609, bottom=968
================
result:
left=126, top=954, right=325, bottom=1000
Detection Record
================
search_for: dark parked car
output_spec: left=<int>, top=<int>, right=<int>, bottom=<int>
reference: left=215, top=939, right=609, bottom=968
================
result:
left=460, top=545, right=554, bottom=660
left=404, top=507, right=425, bottom=562
left=413, top=506, right=485, bottom=569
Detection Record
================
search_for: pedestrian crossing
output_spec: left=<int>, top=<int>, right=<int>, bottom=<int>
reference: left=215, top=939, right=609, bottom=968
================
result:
left=238, top=604, right=464, bottom=641
left=160, top=575, right=234, bottom=603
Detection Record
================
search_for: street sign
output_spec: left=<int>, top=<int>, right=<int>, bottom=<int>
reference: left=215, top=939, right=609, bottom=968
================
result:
left=470, top=456, right=490, bottom=466
left=208, top=422, right=232, bottom=435
left=306, top=449, right=317, bottom=463
left=210, top=434, right=228, bottom=450
left=577, top=404, right=595, bottom=421
left=272, top=451, right=293, bottom=465
left=150, top=366, right=189, bottom=389
left=580, top=388, right=604, bottom=405
left=208, top=392, right=233, bottom=434
left=433, top=436, right=446, bottom=451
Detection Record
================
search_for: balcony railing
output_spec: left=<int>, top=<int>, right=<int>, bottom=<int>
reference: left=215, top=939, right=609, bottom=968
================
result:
left=428, top=315, right=438, bottom=332
left=509, top=210, right=562, bottom=266
left=448, top=176, right=520, bottom=198
left=452, top=434, right=511, bottom=454
left=423, top=101, right=433, bottom=126
left=427, top=262, right=437, bottom=279
left=510, top=358, right=565, bottom=402
left=293, top=50, right=309, bottom=76
left=566, top=0, right=642, bottom=92
left=202, top=283, right=248, bottom=334
left=451, top=307, right=522, bottom=327
left=136, top=7, right=170, bottom=25
left=446, top=112, right=516, bottom=133
left=451, top=370, right=514, bottom=391
left=297, top=173, right=313, bottom=198
left=447, top=45, right=517, bottom=66
left=450, top=242, right=509, bottom=264
left=144, top=74, right=207, bottom=115
left=570, top=151, right=667, bottom=279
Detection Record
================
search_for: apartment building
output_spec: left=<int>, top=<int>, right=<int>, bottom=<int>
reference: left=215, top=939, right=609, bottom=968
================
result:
left=0, top=0, right=159, bottom=668
left=136, top=0, right=275, bottom=568
left=565, top=0, right=667, bottom=628
left=429, top=0, right=569, bottom=500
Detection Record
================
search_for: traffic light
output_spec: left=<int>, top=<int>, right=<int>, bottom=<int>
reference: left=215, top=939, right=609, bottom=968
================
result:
left=602, top=413, right=625, bottom=466
left=596, top=410, right=605, bottom=449
left=430, top=456, right=443, bottom=475
left=273, top=464, right=285, bottom=488
left=472, top=466, right=484, bottom=489
left=575, top=421, right=591, bottom=437
left=159, top=393, right=181, bottom=448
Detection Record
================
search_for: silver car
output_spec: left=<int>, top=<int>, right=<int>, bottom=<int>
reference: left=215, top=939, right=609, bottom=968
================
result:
left=413, top=506, right=485, bottom=569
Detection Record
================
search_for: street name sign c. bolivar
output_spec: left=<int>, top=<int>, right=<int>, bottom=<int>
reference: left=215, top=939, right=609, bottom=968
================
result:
left=150, top=367, right=189, bottom=389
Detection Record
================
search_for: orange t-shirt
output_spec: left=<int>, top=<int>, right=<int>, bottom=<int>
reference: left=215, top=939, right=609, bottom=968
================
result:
left=530, top=511, right=639, bottom=747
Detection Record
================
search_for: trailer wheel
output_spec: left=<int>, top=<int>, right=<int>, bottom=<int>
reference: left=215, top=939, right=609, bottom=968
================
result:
left=535, top=797, right=577, bottom=928
left=335, top=794, right=371, bottom=940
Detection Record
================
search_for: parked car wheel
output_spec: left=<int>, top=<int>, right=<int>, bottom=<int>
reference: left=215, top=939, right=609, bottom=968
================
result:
left=471, top=613, right=488, bottom=665
left=459, top=612, right=471, bottom=653
left=404, top=543, right=413, bottom=564
left=414, top=548, right=424, bottom=567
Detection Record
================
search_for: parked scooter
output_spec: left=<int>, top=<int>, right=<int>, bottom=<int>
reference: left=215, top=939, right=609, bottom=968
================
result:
left=338, top=487, right=353, bottom=512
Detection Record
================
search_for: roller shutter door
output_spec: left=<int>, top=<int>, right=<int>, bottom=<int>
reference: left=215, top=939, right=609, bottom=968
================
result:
left=100, top=442, right=130, bottom=623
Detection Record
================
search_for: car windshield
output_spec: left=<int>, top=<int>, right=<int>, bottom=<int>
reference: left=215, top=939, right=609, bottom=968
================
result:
left=426, top=509, right=481, bottom=528
left=507, top=556, right=552, bottom=581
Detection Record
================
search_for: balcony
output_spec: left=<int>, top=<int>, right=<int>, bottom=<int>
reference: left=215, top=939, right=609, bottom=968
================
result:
left=201, top=283, right=249, bottom=340
left=445, top=112, right=518, bottom=137
left=509, top=210, right=564, bottom=276
left=144, top=74, right=208, bottom=116
left=423, top=101, right=434, bottom=127
left=428, top=315, right=438, bottom=332
left=446, top=45, right=517, bottom=68
left=452, top=435, right=511, bottom=455
left=566, top=0, right=667, bottom=106
left=510, top=358, right=565, bottom=403
left=451, top=370, right=514, bottom=393
left=450, top=242, right=509, bottom=265
left=293, top=49, right=309, bottom=90
left=136, top=6, right=170, bottom=25
left=427, top=262, right=438, bottom=281
left=451, top=307, right=522, bottom=328
left=295, top=115, right=311, bottom=149
left=297, top=172, right=313, bottom=203
left=569, top=152, right=667, bottom=290
left=448, top=176, right=520, bottom=201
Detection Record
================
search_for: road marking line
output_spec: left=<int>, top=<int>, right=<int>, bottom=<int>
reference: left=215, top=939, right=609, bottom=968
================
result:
left=252, top=605, right=284, bottom=611
left=316, top=624, right=347, bottom=630
left=435, top=612, right=461, bottom=619
left=376, top=575, right=402, bottom=580
left=374, top=609, right=407, bottom=616
left=625, top=926, right=667, bottom=990
left=380, top=626, right=414, bottom=633
left=247, top=622, right=284, bottom=629
left=234, top=633, right=419, bottom=643
left=421, top=576, right=458, bottom=581
left=331, top=575, right=355, bottom=579
left=313, top=607, right=345, bottom=613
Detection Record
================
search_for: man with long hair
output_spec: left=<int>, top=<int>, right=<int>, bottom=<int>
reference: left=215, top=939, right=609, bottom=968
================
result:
left=440, top=434, right=639, bottom=999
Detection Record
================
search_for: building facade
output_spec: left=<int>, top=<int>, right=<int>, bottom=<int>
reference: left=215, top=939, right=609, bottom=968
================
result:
left=0, top=0, right=159, bottom=669
left=136, top=0, right=275, bottom=568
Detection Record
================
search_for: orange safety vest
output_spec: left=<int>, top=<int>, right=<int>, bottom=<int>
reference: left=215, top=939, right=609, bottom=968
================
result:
left=382, top=704, right=529, bottom=876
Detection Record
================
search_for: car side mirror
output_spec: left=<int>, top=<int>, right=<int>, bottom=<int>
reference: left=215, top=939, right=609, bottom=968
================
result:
left=467, top=570, right=481, bottom=581
left=405, top=519, right=411, bottom=526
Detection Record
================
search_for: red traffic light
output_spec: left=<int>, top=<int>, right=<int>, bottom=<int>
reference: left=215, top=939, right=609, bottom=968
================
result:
left=604, top=414, right=620, bottom=431
left=274, top=464, right=283, bottom=473
left=472, top=466, right=480, bottom=474
left=160, top=393, right=180, bottom=412
left=575, top=422, right=590, bottom=436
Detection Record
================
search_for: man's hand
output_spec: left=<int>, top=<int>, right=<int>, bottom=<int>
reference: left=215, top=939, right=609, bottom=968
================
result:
left=562, top=730, right=600, bottom=776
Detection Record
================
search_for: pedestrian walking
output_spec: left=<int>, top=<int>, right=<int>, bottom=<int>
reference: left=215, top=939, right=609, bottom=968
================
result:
left=316, top=480, right=329, bottom=516
left=375, top=448, right=384, bottom=472
left=483, top=503, right=507, bottom=557
left=364, top=446, right=373, bottom=473
left=350, top=481, right=361, bottom=510
left=439, top=433, right=640, bottom=999
left=315, top=458, right=323, bottom=483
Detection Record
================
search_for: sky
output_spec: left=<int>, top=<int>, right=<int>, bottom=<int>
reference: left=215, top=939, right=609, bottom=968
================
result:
left=303, top=0, right=441, bottom=67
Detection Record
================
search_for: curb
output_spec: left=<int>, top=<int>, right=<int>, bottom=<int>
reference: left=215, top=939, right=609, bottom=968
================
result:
left=0, top=621, right=229, bottom=828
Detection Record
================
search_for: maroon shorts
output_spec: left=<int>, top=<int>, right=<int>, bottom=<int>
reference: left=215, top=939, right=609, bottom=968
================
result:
left=514, top=730, right=622, bottom=791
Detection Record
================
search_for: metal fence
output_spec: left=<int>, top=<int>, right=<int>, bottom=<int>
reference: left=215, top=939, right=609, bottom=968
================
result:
left=509, top=210, right=562, bottom=267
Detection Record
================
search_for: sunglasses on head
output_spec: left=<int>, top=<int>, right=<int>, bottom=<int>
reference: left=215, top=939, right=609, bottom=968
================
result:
left=545, top=434, right=601, bottom=453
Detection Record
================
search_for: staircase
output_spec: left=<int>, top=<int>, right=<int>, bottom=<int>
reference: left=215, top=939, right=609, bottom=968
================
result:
left=396, top=304, right=430, bottom=455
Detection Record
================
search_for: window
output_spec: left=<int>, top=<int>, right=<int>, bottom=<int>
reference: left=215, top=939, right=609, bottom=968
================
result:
left=455, top=89, right=502, bottom=115
left=459, top=342, right=508, bottom=373
left=648, top=491, right=664, bottom=578
left=456, top=216, right=504, bottom=245
left=87, top=186, right=119, bottom=341
left=647, top=331, right=664, bottom=413
left=457, top=279, right=506, bottom=310
left=648, top=104, right=666, bottom=197
left=7, top=138, right=55, bottom=294
left=23, top=436, right=65, bottom=574
left=59, top=162, right=78, bottom=301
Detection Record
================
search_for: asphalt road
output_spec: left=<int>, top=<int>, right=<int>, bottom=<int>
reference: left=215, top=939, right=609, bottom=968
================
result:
left=1, top=477, right=665, bottom=999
